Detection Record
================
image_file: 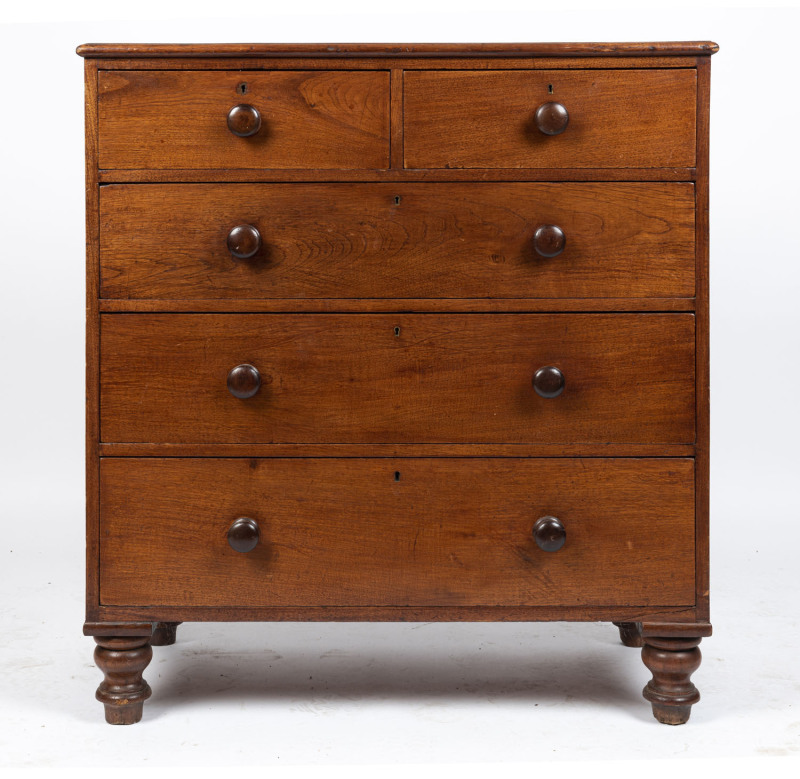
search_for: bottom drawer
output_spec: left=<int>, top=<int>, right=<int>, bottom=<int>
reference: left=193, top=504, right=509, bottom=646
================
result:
left=99, top=458, right=695, bottom=608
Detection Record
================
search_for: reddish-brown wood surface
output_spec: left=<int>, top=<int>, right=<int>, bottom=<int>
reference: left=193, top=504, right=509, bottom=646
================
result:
left=404, top=70, right=696, bottom=169
left=84, top=59, right=101, bottom=620
left=642, top=635, right=703, bottom=724
left=97, top=70, right=390, bottom=169
left=98, top=442, right=696, bottom=458
left=77, top=42, right=719, bottom=58
left=99, top=313, right=695, bottom=445
left=93, top=635, right=152, bottom=724
left=96, top=604, right=698, bottom=623
left=99, top=458, right=696, bottom=608
left=99, top=183, right=695, bottom=300
left=83, top=56, right=706, bottom=73
left=390, top=69, right=403, bottom=169
left=694, top=56, right=711, bottom=621
left=98, top=298, right=696, bottom=314
left=83, top=44, right=712, bottom=642
left=97, top=167, right=697, bottom=183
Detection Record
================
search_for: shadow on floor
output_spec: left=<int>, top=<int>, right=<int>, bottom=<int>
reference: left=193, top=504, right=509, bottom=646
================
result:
left=143, top=621, right=649, bottom=721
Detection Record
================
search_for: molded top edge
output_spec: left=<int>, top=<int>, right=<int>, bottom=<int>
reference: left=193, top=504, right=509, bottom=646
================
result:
left=76, top=41, right=719, bottom=58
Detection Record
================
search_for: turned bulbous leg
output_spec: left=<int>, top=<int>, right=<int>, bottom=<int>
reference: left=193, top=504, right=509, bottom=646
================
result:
left=94, top=635, right=153, bottom=725
left=613, top=621, right=644, bottom=647
left=641, top=636, right=702, bottom=725
left=151, top=621, right=182, bottom=646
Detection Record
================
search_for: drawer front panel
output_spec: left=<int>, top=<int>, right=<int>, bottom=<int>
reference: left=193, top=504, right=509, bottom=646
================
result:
left=100, top=183, right=695, bottom=300
left=99, top=458, right=696, bottom=608
left=404, top=70, right=696, bottom=168
left=97, top=70, right=390, bottom=169
left=100, top=313, right=695, bottom=444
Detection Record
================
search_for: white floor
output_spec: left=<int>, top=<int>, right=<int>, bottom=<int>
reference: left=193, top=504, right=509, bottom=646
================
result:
left=2, top=490, right=799, bottom=772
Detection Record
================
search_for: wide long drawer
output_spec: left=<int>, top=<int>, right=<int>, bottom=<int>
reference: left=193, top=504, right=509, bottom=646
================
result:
left=404, top=69, right=697, bottom=169
left=97, top=70, right=390, bottom=170
left=99, top=313, right=695, bottom=444
left=99, top=457, right=696, bottom=608
left=99, top=183, right=695, bottom=300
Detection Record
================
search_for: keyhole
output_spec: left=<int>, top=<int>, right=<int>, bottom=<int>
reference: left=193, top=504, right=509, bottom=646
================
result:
left=394, top=471, right=401, bottom=481
left=394, top=195, right=401, bottom=205
left=548, top=83, right=554, bottom=94
left=394, top=326, right=401, bottom=336
left=237, top=82, right=248, bottom=95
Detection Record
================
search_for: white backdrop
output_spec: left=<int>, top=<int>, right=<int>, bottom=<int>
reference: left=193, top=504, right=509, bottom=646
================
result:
left=1, top=2, right=799, bottom=775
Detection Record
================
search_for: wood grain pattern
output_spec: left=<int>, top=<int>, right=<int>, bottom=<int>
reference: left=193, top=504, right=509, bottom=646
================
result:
left=99, top=458, right=696, bottom=608
left=404, top=70, right=696, bottom=169
left=150, top=622, right=181, bottom=646
left=98, top=443, right=697, bottom=457
left=97, top=168, right=697, bottom=183
left=613, top=621, right=644, bottom=647
left=84, top=622, right=154, bottom=637
left=98, top=70, right=390, bottom=170
left=96, top=606, right=699, bottom=624
left=390, top=69, right=403, bottom=169
left=99, top=183, right=695, bottom=300
left=82, top=56, right=706, bottom=73
left=77, top=42, right=719, bottom=58
left=641, top=622, right=712, bottom=638
left=82, top=41, right=714, bottom=726
left=98, top=298, right=696, bottom=314
left=99, top=313, right=695, bottom=445
left=84, top=59, right=101, bottom=621
left=95, top=605, right=699, bottom=623
left=93, top=635, right=152, bottom=724
left=642, top=635, right=703, bottom=724
left=694, top=56, right=711, bottom=622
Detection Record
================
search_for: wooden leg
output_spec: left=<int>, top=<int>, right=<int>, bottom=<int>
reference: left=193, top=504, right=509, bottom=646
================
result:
left=641, top=636, right=702, bottom=725
left=93, top=635, right=153, bottom=725
left=613, top=621, right=643, bottom=647
left=151, top=621, right=182, bottom=646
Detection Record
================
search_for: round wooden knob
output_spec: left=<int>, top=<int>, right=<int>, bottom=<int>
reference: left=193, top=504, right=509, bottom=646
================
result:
left=533, top=225, right=566, bottom=258
left=534, top=101, right=569, bottom=136
left=532, top=516, right=566, bottom=552
left=228, top=517, right=260, bottom=553
left=532, top=366, right=565, bottom=398
left=227, top=364, right=261, bottom=399
left=227, top=104, right=261, bottom=137
left=227, top=224, right=262, bottom=259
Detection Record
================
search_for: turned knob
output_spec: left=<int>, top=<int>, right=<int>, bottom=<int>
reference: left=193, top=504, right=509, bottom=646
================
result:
left=227, top=517, right=260, bottom=553
left=534, top=101, right=569, bottom=136
left=227, top=224, right=262, bottom=259
left=532, top=515, right=566, bottom=552
left=532, top=366, right=565, bottom=398
left=533, top=224, right=566, bottom=258
left=227, top=104, right=261, bottom=137
left=227, top=364, right=261, bottom=399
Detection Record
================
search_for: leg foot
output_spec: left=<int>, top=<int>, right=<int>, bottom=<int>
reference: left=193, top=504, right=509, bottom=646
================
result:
left=94, top=635, right=153, bottom=725
left=641, top=636, right=702, bottom=725
left=613, top=621, right=643, bottom=647
left=151, top=622, right=182, bottom=646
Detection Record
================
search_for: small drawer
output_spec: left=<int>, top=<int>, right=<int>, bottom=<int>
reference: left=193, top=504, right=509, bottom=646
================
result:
left=99, top=182, right=695, bottom=300
left=97, top=70, right=390, bottom=170
left=99, top=457, right=696, bottom=608
left=99, top=313, right=695, bottom=445
left=404, top=70, right=696, bottom=169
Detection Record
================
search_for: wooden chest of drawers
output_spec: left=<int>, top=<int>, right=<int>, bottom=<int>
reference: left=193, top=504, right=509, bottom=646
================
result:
left=78, top=41, right=717, bottom=726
